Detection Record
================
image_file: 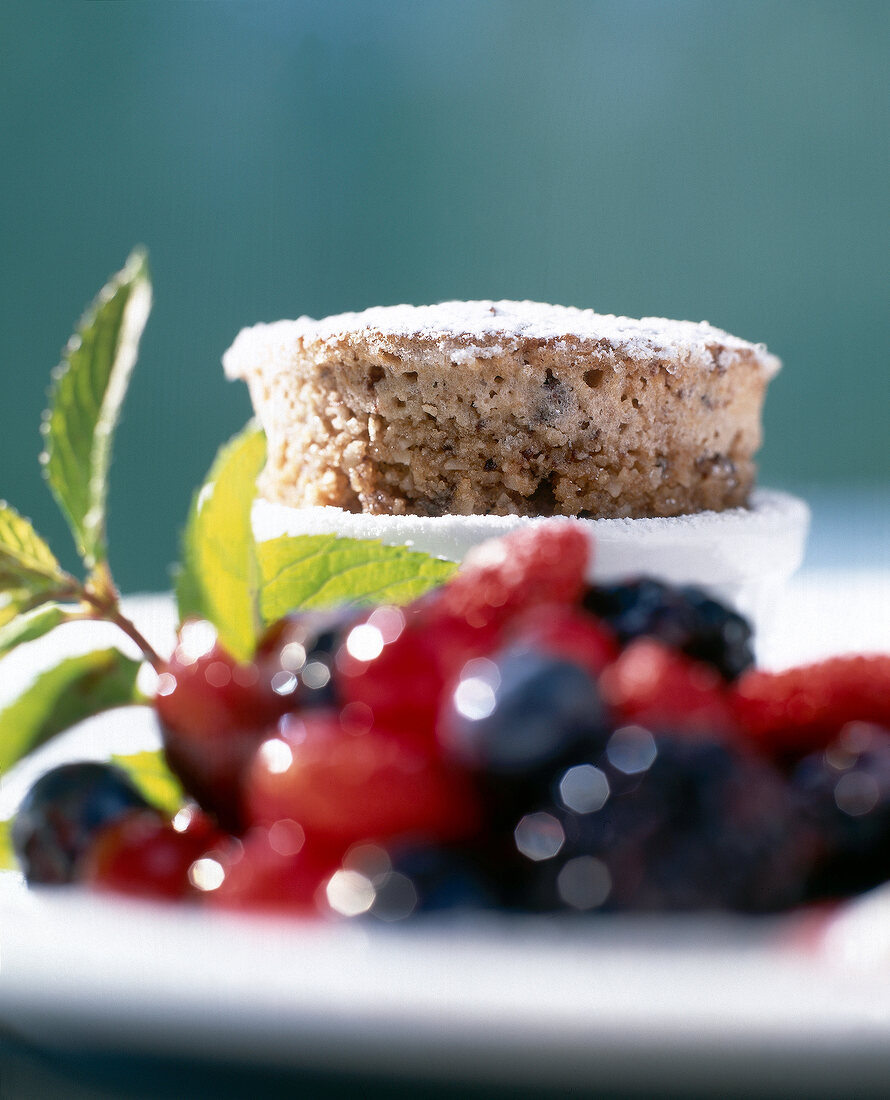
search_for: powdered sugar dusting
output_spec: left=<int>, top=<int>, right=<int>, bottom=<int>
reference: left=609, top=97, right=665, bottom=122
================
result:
left=224, top=301, right=781, bottom=378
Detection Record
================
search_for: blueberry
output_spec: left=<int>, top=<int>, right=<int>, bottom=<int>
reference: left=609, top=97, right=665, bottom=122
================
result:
left=372, top=846, right=498, bottom=918
left=442, top=646, right=608, bottom=778
left=515, top=730, right=809, bottom=912
left=258, top=606, right=360, bottom=710
left=12, top=762, right=151, bottom=885
left=791, top=723, right=890, bottom=899
left=582, top=579, right=754, bottom=681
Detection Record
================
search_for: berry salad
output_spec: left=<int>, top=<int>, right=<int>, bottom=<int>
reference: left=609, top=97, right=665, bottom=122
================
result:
left=4, top=253, right=890, bottom=923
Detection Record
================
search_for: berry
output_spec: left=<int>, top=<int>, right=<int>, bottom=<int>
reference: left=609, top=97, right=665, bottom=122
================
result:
left=255, top=606, right=361, bottom=711
left=583, top=579, right=754, bottom=681
left=504, top=604, right=618, bottom=678
left=12, top=762, right=150, bottom=885
left=436, top=523, right=590, bottom=632
left=732, top=655, right=890, bottom=760
left=336, top=605, right=454, bottom=751
left=243, top=711, right=482, bottom=849
left=155, top=619, right=295, bottom=829
left=518, top=730, right=810, bottom=912
left=370, top=845, right=498, bottom=917
left=599, top=639, right=738, bottom=738
left=82, top=809, right=222, bottom=901
left=201, top=826, right=339, bottom=915
left=791, top=723, right=890, bottom=898
left=440, top=645, right=608, bottom=778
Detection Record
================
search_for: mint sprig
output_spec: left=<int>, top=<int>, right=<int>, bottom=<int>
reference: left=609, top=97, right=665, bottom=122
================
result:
left=42, top=248, right=151, bottom=578
left=175, top=422, right=266, bottom=662
left=258, top=533, right=458, bottom=621
left=0, top=503, right=72, bottom=597
left=0, top=649, right=144, bottom=774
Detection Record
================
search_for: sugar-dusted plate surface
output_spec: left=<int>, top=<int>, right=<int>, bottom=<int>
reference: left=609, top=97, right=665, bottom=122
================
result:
left=3, top=567, right=890, bottom=1096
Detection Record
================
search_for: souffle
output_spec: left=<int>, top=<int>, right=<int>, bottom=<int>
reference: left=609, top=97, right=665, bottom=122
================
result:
left=223, top=301, right=780, bottom=519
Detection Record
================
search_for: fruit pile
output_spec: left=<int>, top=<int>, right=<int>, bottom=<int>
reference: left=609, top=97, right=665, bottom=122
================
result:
left=12, top=523, right=890, bottom=918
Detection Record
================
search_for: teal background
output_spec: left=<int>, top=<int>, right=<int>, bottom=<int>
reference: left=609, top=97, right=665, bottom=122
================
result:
left=1, top=0, right=888, bottom=592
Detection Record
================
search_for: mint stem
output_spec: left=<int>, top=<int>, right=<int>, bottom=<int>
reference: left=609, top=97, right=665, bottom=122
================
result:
left=78, top=585, right=163, bottom=673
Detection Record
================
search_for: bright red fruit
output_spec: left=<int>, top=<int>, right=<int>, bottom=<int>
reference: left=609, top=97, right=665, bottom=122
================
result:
left=435, top=522, right=590, bottom=632
left=201, top=826, right=339, bottom=915
left=155, top=620, right=294, bottom=829
left=243, top=711, right=482, bottom=848
left=600, top=639, right=737, bottom=737
left=732, top=655, right=890, bottom=759
left=505, top=604, right=619, bottom=678
left=337, top=602, right=494, bottom=752
left=82, top=809, right=221, bottom=901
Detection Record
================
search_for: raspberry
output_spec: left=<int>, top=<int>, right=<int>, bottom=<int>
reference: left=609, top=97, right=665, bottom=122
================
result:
left=243, top=711, right=482, bottom=849
left=435, top=522, right=590, bottom=632
left=600, top=640, right=738, bottom=737
left=732, top=655, right=890, bottom=760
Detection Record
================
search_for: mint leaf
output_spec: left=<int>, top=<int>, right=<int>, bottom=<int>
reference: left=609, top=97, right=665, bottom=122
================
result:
left=111, top=749, right=186, bottom=817
left=0, top=649, right=144, bottom=775
left=0, top=603, right=70, bottom=661
left=175, top=422, right=265, bottom=662
left=0, top=503, right=69, bottom=597
left=258, top=534, right=458, bottom=622
left=42, top=249, right=152, bottom=572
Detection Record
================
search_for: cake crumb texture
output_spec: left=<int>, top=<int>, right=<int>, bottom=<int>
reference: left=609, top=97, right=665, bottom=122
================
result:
left=224, top=301, right=779, bottom=519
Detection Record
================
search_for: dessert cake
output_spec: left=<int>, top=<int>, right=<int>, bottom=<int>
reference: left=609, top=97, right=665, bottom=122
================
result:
left=223, top=301, right=780, bottom=519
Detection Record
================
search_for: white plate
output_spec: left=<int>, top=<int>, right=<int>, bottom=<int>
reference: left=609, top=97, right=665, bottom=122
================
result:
left=3, top=571, right=890, bottom=1095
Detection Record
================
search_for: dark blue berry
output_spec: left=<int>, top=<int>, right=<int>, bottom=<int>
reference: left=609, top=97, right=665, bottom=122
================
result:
left=12, top=762, right=151, bottom=885
left=258, top=606, right=360, bottom=709
left=441, top=646, right=608, bottom=778
left=371, top=846, right=498, bottom=918
left=582, top=579, right=754, bottom=681
left=515, top=730, right=809, bottom=912
left=791, top=724, right=890, bottom=899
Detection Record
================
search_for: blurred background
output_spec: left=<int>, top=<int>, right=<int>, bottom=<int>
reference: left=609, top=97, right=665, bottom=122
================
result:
left=1, top=0, right=888, bottom=591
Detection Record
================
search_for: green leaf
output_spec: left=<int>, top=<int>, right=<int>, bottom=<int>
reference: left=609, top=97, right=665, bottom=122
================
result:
left=0, top=648, right=144, bottom=776
left=0, top=503, right=68, bottom=596
left=0, top=817, right=15, bottom=872
left=111, top=749, right=186, bottom=817
left=175, top=422, right=266, bottom=662
left=0, top=603, right=70, bottom=661
left=43, top=249, right=152, bottom=571
left=258, top=534, right=458, bottom=622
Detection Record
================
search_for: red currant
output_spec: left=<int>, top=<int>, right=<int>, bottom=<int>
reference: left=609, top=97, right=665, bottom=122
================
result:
left=155, top=620, right=294, bottom=829
left=82, top=809, right=222, bottom=901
